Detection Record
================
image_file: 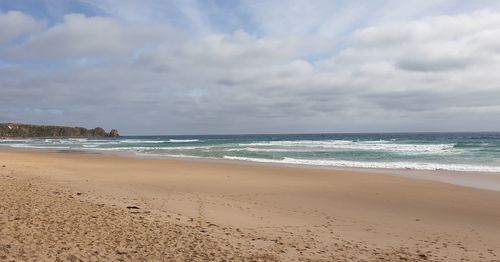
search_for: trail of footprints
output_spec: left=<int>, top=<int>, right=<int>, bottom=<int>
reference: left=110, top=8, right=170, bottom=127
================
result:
left=2, top=166, right=499, bottom=261
left=0, top=174, right=279, bottom=261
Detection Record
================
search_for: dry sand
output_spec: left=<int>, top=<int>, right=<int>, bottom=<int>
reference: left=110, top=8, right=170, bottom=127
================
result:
left=1, top=149, right=500, bottom=261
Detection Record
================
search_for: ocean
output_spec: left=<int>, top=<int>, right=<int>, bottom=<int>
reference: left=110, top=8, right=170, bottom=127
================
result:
left=2, top=132, right=500, bottom=172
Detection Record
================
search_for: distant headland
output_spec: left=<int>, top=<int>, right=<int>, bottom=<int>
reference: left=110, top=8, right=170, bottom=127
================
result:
left=0, top=123, right=119, bottom=138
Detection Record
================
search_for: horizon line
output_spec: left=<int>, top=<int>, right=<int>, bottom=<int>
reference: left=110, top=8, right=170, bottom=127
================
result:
left=122, top=130, right=500, bottom=137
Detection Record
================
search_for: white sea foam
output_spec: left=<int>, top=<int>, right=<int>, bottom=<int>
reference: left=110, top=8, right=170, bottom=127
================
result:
left=226, top=147, right=298, bottom=152
left=3, top=136, right=498, bottom=173
left=120, top=139, right=166, bottom=144
left=80, top=145, right=216, bottom=151
left=168, top=139, right=199, bottom=142
left=7, top=144, right=71, bottom=149
left=222, top=156, right=500, bottom=172
left=41, top=139, right=90, bottom=145
left=81, top=142, right=122, bottom=147
left=241, top=140, right=455, bottom=154
left=0, top=139, right=32, bottom=143
left=134, top=152, right=207, bottom=159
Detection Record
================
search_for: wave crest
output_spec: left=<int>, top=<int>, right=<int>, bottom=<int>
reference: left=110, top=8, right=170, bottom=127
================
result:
left=222, top=156, right=500, bottom=172
left=240, top=140, right=455, bottom=154
left=168, top=139, right=199, bottom=142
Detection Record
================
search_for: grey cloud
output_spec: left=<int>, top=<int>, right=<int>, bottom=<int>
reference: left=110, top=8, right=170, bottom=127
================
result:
left=0, top=11, right=44, bottom=44
left=2, top=9, right=500, bottom=134
left=8, top=14, right=179, bottom=59
left=396, top=57, right=471, bottom=72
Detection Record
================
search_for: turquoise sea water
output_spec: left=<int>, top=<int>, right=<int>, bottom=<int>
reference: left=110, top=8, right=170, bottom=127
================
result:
left=2, top=132, right=500, bottom=172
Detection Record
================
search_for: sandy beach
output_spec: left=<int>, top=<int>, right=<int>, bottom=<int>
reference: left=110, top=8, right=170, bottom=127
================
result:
left=1, top=149, right=500, bottom=261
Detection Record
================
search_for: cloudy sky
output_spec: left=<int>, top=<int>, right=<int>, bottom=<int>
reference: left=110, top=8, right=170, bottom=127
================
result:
left=1, top=0, right=500, bottom=135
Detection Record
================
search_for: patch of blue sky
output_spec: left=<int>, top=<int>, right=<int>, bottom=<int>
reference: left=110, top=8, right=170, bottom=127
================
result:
left=0, top=0, right=106, bottom=25
left=194, top=0, right=256, bottom=35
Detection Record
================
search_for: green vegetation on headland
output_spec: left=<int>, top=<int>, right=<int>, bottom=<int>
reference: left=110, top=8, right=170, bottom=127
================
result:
left=0, top=123, right=119, bottom=138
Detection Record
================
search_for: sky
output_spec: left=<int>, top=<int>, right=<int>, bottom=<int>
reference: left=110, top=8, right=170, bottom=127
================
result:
left=1, top=1, right=500, bottom=135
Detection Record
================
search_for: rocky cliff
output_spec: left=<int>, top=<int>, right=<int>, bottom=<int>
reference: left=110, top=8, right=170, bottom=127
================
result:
left=0, top=123, right=119, bottom=138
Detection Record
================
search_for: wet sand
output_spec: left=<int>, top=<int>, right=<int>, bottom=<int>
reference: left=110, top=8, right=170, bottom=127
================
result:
left=1, top=149, right=500, bottom=261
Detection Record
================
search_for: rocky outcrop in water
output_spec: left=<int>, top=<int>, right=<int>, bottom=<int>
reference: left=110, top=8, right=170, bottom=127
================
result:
left=0, top=123, right=119, bottom=138
left=108, top=129, right=120, bottom=137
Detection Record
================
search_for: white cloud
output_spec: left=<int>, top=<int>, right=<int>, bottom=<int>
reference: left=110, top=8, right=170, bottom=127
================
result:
left=1, top=7, right=500, bottom=133
left=0, top=11, right=44, bottom=44
left=8, top=13, right=179, bottom=59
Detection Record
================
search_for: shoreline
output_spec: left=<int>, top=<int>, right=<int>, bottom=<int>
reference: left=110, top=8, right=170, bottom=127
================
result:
left=1, top=149, right=500, bottom=261
left=3, top=147, right=500, bottom=192
left=3, top=133, right=500, bottom=175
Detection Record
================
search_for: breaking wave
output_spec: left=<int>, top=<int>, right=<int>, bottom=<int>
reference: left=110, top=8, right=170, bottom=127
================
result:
left=222, top=156, right=500, bottom=172
left=168, top=139, right=200, bottom=142
left=240, top=140, right=455, bottom=154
